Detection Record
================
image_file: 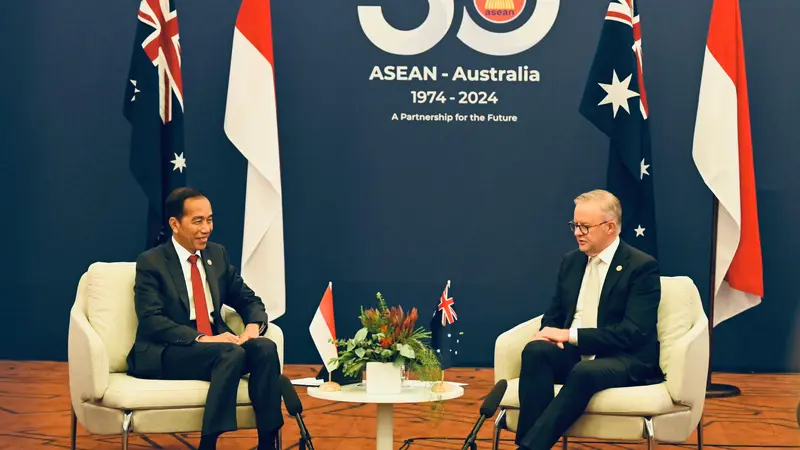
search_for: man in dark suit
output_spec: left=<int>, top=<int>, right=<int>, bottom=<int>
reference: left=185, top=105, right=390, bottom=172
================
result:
left=126, top=187, right=283, bottom=450
left=515, top=189, right=663, bottom=450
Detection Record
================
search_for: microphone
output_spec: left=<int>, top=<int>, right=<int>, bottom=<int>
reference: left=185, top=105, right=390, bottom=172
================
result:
left=279, top=375, right=315, bottom=450
left=461, top=379, right=508, bottom=450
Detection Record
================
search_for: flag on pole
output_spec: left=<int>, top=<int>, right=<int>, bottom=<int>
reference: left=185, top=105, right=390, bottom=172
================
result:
left=224, top=0, right=286, bottom=318
left=125, top=0, right=186, bottom=248
left=309, top=282, right=337, bottom=371
left=692, top=0, right=763, bottom=327
left=579, top=0, right=658, bottom=258
left=430, top=280, right=461, bottom=369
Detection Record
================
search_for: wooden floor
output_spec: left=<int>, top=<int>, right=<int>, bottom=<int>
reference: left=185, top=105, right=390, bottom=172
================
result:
left=1, top=362, right=798, bottom=449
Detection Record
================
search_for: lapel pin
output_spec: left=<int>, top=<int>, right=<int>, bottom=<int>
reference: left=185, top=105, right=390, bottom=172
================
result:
left=207, top=259, right=213, bottom=266
left=616, top=265, right=622, bottom=272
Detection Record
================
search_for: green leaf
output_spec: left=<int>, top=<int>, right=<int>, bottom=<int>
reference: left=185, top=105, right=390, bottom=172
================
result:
left=395, top=356, right=406, bottom=367
left=327, top=358, right=340, bottom=371
left=354, top=327, right=368, bottom=343
left=347, top=341, right=356, bottom=351
left=355, top=348, right=366, bottom=358
left=381, top=349, right=393, bottom=358
left=398, top=343, right=416, bottom=359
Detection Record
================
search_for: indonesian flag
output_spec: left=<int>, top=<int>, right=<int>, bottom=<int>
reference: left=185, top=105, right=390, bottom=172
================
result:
left=309, top=282, right=337, bottom=371
left=692, top=0, right=763, bottom=327
left=224, top=0, right=286, bottom=318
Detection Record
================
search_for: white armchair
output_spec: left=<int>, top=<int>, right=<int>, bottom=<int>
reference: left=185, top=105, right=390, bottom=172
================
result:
left=492, top=276, right=709, bottom=449
left=67, top=262, right=285, bottom=450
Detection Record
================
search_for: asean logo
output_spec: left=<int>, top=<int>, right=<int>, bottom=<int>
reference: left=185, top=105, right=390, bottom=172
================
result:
left=476, top=0, right=526, bottom=24
left=358, top=0, right=560, bottom=56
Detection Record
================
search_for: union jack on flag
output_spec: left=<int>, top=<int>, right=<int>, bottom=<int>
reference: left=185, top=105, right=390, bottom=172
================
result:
left=436, top=280, right=458, bottom=326
left=125, top=0, right=187, bottom=249
left=430, top=280, right=461, bottom=369
left=579, top=0, right=659, bottom=257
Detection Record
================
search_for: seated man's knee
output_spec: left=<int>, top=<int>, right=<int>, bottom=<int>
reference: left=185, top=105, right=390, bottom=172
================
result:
left=245, top=338, right=279, bottom=361
left=522, top=339, right=557, bottom=362
left=564, top=361, right=603, bottom=390
left=218, top=343, right=247, bottom=363
left=256, top=338, right=277, bottom=353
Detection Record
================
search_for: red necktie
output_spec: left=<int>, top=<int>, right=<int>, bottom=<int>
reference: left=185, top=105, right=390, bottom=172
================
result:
left=188, top=254, right=213, bottom=336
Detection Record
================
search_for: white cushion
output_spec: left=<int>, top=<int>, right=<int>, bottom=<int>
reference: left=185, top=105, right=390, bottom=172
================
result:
left=102, top=373, right=253, bottom=409
left=85, top=262, right=138, bottom=373
left=657, top=277, right=699, bottom=375
left=501, top=377, right=685, bottom=416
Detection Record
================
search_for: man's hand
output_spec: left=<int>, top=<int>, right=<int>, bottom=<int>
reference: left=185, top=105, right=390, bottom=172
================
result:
left=237, top=323, right=261, bottom=344
left=198, top=332, right=239, bottom=344
left=534, top=327, right=570, bottom=349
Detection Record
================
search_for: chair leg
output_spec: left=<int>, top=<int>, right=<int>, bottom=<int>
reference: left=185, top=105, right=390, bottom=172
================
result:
left=697, top=417, right=704, bottom=450
left=645, top=417, right=655, bottom=450
left=276, top=428, right=283, bottom=450
left=562, top=436, right=568, bottom=449
left=492, top=409, right=507, bottom=450
left=70, top=407, right=77, bottom=450
left=121, top=411, right=132, bottom=450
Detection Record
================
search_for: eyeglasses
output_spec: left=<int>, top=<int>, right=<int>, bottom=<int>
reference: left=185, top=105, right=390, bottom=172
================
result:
left=568, top=220, right=610, bottom=236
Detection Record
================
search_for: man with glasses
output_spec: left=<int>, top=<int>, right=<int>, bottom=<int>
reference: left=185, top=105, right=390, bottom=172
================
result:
left=515, top=189, right=663, bottom=450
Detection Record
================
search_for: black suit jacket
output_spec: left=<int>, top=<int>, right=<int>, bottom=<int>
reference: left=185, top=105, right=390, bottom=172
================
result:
left=126, top=241, right=269, bottom=379
left=541, top=240, right=663, bottom=383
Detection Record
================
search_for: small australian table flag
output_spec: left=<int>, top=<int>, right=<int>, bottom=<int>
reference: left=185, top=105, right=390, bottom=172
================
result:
left=430, top=280, right=461, bottom=370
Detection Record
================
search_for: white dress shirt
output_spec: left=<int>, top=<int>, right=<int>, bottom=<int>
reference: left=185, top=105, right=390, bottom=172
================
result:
left=172, top=237, right=215, bottom=323
left=568, top=236, right=620, bottom=345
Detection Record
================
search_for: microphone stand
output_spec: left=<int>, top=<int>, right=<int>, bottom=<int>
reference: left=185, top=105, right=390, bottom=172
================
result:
left=461, top=415, right=487, bottom=450
left=292, top=411, right=314, bottom=450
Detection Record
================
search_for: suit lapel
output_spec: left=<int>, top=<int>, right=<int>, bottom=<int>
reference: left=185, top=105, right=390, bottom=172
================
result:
left=164, top=243, right=191, bottom=313
left=201, top=250, right=222, bottom=314
left=563, top=252, right=588, bottom=327
left=598, top=241, right=630, bottom=315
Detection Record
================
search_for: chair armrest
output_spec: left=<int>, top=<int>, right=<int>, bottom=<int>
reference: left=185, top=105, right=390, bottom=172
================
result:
left=665, top=316, right=709, bottom=406
left=494, top=315, right=542, bottom=383
left=221, top=305, right=246, bottom=335
left=222, top=306, right=284, bottom=372
left=68, top=305, right=109, bottom=404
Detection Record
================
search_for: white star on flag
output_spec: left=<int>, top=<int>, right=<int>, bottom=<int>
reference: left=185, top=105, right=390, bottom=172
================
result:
left=597, top=70, right=640, bottom=117
left=129, top=79, right=140, bottom=102
left=170, top=152, right=187, bottom=173
left=640, top=158, right=650, bottom=179
left=634, top=225, right=646, bottom=237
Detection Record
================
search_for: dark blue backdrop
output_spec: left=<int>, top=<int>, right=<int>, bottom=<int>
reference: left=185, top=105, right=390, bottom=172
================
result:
left=1, top=0, right=798, bottom=372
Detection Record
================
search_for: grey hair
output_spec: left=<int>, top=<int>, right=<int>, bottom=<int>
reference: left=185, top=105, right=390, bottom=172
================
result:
left=574, top=189, right=622, bottom=233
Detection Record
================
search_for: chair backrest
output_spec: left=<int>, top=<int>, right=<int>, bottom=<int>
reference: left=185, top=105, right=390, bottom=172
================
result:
left=656, top=276, right=705, bottom=375
left=80, top=262, right=138, bottom=373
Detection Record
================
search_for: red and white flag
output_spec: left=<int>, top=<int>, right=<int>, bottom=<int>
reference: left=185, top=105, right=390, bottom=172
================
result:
left=224, top=0, right=286, bottom=318
left=309, top=282, right=337, bottom=371
left=692, top=0, right=763, bottom=327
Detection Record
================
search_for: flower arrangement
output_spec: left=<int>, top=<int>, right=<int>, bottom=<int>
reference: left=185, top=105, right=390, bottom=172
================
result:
left=327, top=292, right=442, bottom=383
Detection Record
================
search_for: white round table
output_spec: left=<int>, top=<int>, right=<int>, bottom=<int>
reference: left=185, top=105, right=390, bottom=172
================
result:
left=307, top=380, right=464, bottom=450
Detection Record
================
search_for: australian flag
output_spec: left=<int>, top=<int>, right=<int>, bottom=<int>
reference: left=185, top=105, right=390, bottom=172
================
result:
left=579, top=0, right=658, bottom=258
left=430, top=280, right=461, bottom=369
left=124, top=0, right=186, bottom=249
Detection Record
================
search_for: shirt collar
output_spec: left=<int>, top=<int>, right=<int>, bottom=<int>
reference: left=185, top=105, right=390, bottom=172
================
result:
left=172, top=236, right=199, bottom=262
left=595, top=235, right=620, bottom=266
